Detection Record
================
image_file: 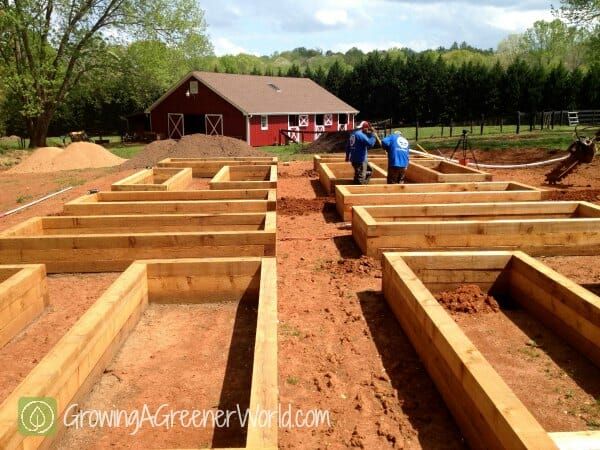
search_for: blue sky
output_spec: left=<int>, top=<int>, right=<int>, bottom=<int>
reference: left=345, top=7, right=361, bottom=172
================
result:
left=200, top=0, right=555, bottom=55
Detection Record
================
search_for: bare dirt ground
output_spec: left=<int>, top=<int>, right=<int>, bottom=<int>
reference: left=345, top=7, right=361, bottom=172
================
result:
left=1, top=152, right=599, bottom=448
left=57, top=302, right=257, bottom=449
left=0, top=273, right=120, bottom=403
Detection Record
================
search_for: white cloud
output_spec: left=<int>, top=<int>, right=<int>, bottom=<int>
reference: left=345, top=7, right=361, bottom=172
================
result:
left=314, top=9, right=351, bottom=27
left=213, top=37, right=252, bottom=56
left=483, top=7, right=554, bottom=31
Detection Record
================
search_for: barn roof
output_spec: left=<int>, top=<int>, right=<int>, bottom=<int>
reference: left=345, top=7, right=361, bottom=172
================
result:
left=146, top=71, right=359, bottom=115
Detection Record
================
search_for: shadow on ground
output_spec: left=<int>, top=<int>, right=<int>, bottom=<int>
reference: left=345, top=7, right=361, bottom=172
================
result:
left=358, top=290, right=466, bottom=450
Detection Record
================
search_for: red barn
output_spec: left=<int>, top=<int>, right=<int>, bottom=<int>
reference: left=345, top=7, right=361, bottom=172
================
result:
left=145, top=71, right=359, bottom=146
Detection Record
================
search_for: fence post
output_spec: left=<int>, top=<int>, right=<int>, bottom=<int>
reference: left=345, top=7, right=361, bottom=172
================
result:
left=441, top=123, right=444, bottom=137
left=470, top=120, right=473, bottom=133
left=480, top=114, right=484, bottom=135
left=415, top=120, right=419, bottom=142
left=551, top=111, right=555, bottom=130
left=450, top=119, right=453, bottom=137
left=516, top=111, right=520, bottom=134
left=500, top=117, right=503, bottom=133
left=529, top=112, right=534, bottom=132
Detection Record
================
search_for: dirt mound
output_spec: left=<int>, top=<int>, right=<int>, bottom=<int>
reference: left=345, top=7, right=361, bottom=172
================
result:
left=320, top=256, right=381, bottom=278
left=8, top=142, right=124, bottom=173
left=435, top=284, right=500, bottom=315
left=121, top=134, right=266, bottom=169
left=303, top=130, right=351, bottom=153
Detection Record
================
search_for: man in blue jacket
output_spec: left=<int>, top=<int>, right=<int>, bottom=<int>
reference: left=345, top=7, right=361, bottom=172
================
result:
left=345, top=121, right=377, bottom=185
left=381, top=131, right=410, bottom=184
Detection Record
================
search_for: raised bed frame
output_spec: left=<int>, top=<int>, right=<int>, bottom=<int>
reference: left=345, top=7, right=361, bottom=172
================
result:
left=111, top=168, right=192, bottom=192
left=353, top=201, right=600, bottom=257
left=407, top=160, right=492, bottom=183
left=0, top=213, right=276, bottom=272
left=0, top=264, right=48, bottom=349
left=63, top=189, right=277, bottom=215
left=0, top=257, right=278, bottom=450
left=382, top=250, right=600, bottom=450
left=210, top=165, right=278, bottom=190
left=312, top=152, right=435, bottom=171
left=317, top=162, right=388, bottom=194
left=335, top=181, right=543, bottom=220
left=158, top=157, right=278, bottom=178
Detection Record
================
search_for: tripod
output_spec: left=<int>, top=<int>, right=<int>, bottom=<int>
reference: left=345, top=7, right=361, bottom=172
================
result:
left=449, top=129, right=479, bottom=168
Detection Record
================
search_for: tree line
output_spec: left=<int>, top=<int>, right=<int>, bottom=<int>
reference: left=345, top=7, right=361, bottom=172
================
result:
left=0, top=0, right=598, bottom=144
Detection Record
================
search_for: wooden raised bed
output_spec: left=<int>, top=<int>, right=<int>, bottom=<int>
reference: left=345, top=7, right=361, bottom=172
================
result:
left=158, top=156, right=278, bottom=177
left=382, top=250, right=600, bottom=449
left=353, top=201, right=600, bottom=257
left=63, top=189, right=277, bottom=215
left=335, top=181, right=543, bottom=220
left=317, top=162, right=388, bottom=194
left=0, top=213, right=276, bottom=272
left=0, top=264, right=48, bottom=349
left=210, top=165, right=278, bottom=190
left=407, top=160, right=492, bottom=183
left=0, top=257, right=277, bottom=450
left=111, top=168, right=192, bottom=192
left=313, top=152, right=435, bottom=171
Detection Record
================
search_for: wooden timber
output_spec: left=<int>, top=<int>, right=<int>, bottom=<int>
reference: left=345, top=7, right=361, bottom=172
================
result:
left=382, top=250, right=600, bottom=449
left=63, top=189, right=277, bottom=215
left=0, top=213, right=277, bottom=272
left=158, top=157, right=278, bottom=178
left=0, top=264, right=48, bottom=349
left=0, top=257, right=278, bottom=450
left=335, top=181, right=544, bottom=220
left=317, top=162, right=388, bottom=194
left=406, top=160, right=492, bottom=183
left=353, top=201, right=600, bottom=257
left=111, top=168, right=192, bottom=192
left=210, top=165, right=278, bottom=190
left=312, top=152, right=435, bottom=171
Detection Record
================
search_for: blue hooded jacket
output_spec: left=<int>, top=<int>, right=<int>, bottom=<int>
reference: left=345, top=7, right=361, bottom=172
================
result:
left=381, top=133, right=410, bottom=168
left=346, top=130, right=376, bottom=163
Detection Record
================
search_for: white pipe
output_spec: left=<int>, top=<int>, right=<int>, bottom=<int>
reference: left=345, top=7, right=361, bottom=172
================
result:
left=409, top=148, right=569, bottom=169
left=1, top=186, right=73, bottom=218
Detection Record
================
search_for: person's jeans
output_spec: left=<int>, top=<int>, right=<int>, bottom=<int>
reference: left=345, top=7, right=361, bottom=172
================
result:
left=352, top=161, right=372, bottom=185
left=387, top=166, right=407, bottom=184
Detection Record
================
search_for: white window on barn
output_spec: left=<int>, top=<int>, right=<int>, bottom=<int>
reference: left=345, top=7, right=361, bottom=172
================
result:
left=299, top=114, right=309, bottom=127
left=261, top=115, right=268, bottom=130
left=289, top=115, right=299, bottom=127
left=324, top=114, right=333, bottom=126
left=189, top=80, right=199, bottom=94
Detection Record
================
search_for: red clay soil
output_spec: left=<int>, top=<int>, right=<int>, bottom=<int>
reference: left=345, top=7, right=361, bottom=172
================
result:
left=1, top=156, right=600, bottom=448
left=435, top=285, right=500, bottom=315
left=0, top=273, right=120, bottom=403
left=121, top=134, right=267, bottom=169
left=455, top=307, right=600, bottom=432
left=56, top=302, right=257, bottom=449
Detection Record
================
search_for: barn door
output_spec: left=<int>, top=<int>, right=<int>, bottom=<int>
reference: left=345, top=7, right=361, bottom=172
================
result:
left=168, top=113, right=184, bottom=139
left=205, top=114, right=223, bottom=135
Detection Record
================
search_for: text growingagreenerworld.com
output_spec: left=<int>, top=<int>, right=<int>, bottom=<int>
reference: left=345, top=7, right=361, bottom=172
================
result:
left=18, top=397, right=331, bottom=437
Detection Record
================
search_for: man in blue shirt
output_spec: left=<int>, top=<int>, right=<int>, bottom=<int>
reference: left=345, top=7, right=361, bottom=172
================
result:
left=345, top=121, right=377, bottom=185
left=381, top=131, right=410, bottom=184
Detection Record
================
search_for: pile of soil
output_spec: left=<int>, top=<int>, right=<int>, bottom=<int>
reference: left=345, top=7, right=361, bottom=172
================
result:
left=303, top=130, right=350, bottom=153
left=121, top=134, right=265, bottom=169
left=435, top=284, right=500, bottom=314
left=0, top=135, right=21, bottom=147
left=8, top=143, right=124, bottom=173
left=323, top=256, right=381, bottom=278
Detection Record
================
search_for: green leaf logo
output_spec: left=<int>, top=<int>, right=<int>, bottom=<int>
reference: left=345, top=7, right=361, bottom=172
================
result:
left=18, top=397, right=57, bottom=436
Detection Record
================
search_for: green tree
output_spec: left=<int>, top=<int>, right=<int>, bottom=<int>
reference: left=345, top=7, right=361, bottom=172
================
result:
left=0, top=0, right=211, bottom=147
left=286, top=63, right=301, bottom=77
left=324, top=60, right=345, bottom=96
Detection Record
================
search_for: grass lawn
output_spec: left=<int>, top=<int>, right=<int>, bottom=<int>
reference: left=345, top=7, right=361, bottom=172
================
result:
left=260, top=143, right=312, bottom=161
